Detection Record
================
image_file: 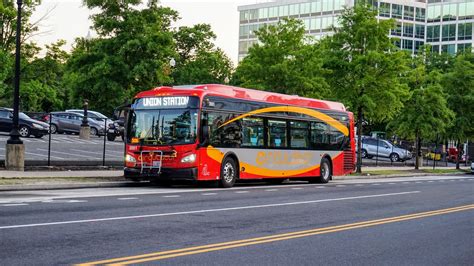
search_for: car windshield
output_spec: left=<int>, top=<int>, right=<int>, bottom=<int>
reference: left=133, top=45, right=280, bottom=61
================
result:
left=128, top=109, right=198, bottom=145
left=19, top=112, right=30, bottom=120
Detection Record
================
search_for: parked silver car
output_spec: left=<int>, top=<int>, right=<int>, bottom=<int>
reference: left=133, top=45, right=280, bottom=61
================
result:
left=65, top=109, right=108, bottom=122
left=360, top=137, right=412, bottom=162
left=49, top=112, right=106, bottom=136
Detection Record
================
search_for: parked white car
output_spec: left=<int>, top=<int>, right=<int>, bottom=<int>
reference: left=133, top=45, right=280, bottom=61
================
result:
left=360, top=137, right=412, bottom=162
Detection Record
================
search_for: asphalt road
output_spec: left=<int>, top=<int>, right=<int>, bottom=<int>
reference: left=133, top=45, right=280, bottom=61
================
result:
left=1, top=175, right=473, bottom=265
left=0, top=133, right=124, bottom=163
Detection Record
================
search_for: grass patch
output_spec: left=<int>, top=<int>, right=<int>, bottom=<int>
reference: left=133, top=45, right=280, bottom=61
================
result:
left=421, top=169, right=469, bottom=174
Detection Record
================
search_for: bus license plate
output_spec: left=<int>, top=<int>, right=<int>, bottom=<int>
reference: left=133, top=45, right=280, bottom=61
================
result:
left=153, top=161, right=161, bottom=167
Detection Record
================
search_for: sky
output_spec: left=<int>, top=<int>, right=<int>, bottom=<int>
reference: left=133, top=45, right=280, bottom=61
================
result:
left=30, top=0, right=265, bottom=65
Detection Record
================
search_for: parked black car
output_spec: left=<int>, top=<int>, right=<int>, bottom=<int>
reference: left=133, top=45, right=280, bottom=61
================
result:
left=107, top=106, right=128, bottom=141
left=0, top=108, right=49, bottom=138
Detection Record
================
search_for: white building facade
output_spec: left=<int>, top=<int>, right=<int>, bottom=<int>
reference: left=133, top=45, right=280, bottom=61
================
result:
left=238, top=0, right=474, bottom=61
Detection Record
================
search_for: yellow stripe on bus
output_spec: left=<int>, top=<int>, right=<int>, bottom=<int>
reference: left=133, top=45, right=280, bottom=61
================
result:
left=218, top=106, right=349, bottom=136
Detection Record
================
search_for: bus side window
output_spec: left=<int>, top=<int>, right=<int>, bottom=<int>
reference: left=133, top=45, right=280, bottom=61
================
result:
left=268, top=120, right=287, bottom=148
left=242, top=117, right=264, bottom=147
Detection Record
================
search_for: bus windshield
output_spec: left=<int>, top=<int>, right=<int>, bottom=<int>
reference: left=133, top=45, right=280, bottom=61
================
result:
left=128, top=109, right=198, bottom=145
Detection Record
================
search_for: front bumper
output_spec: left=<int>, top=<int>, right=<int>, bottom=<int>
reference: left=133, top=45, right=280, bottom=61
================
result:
left=124, top=167, right=198, bottom=181
left=31, top=128, right=49, bottom=136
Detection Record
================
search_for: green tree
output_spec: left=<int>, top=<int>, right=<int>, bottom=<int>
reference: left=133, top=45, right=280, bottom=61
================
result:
left=389, top=52, right=454, bottom=169
left=20, top=40, right=68, bottom=111
left=232, top=18, right=329, bottom=98
left=322, top=5, right=409, bottom=173
left=443, top=52, right=474, bottom=169
left=66, top=0, right=178, bottom=114
left=172, top=24, right=232, bottom=85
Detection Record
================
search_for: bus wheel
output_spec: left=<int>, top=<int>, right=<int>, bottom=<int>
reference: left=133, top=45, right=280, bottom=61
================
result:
left=317, top=158, right=332, bottom=183
left=220, top=157, right=238, bottom=188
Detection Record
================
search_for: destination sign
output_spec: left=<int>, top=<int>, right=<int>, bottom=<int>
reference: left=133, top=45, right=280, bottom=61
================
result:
left=134, top=96, right=199, bottom=109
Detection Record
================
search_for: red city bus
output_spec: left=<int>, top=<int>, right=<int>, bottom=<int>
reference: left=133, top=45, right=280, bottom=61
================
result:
left=124, top=84, right=355, bottom=187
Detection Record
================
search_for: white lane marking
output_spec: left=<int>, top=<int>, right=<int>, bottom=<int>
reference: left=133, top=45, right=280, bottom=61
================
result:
left=162, top=195, right=180, bottom=198
left=389, top=183, right=396, bottom=185
left=117, top=198, right=138, bottom=200
left=24, top=151, right=63, bottom=160
left=336, top=185, right=346, bottom=187
left=371, top=184, right=381, bottom=186
left=71, top=149, right=122, bottom=158
left=42, top=200, right=87, bottom=203
left=315, top=186, right=326, bottom=188
left=291, top=187, right=304, bottom=190
left=201, top=193, right=217, bottom=196
left=265, top=189, right=278, bottom=192
left=354, top=184, right=363, bottom=187
left=2, top=203, right=29, bottom=207
left=402, top=182, right=410, bottom=184
left=428, top=181, right=434, bottom=183
left=450, top=180, right=456, bottom=182
left=235, top=191, right=249, bottom=194
left=36, top=148, right=92, bottom=158
left=0, top=191, right=420, bottom=230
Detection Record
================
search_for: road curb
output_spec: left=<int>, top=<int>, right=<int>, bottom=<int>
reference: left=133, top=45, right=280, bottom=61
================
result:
left=334, top=172, right=469, bottom=180
left=0, top=181, right=137, bottom=191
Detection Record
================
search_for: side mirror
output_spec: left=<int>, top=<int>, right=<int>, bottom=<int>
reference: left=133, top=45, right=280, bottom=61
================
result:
left=200, top=125, right=210, bottom=147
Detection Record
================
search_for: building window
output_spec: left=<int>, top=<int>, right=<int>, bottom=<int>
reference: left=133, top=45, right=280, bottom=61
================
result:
left=391, top=22, right=402, bottom=36
left=392, top=4, right=402, bottom=19
left=402, top=39, right=413, bottom=51
left=443, top=3, right=457, bottom=21
left=431, top=45, right=440, bottom=53
left=458, top=2, right=474, bottom=20
left=379, top=2, right=390, bottom=17
left=311, top=17, right=321, bottom=30
left=442, top=44, right=456, bottom=54
left=240, top=11, right=248, bottom=22
left=458, top=23, right=473, bottom=40
left=301, top=3, right=311, bottom=15
left=427, top=25, right=440, bottom=42
left=289, top=4, right=299, bottom=16
left=442, top=24, right=456, bottom=41
left=414, top=41, right=424, bottom=53
left=249, top=9, right=258, bottom=20
left=279, top=5, right=289, bottom=17
left=268, top=7, right=278, bottom=18
left=334, top=0, right=345, bottom=11
left=321, top=16, right=333, bottom=31
left=311, top=0, right=321, bottom=14
left=259, top=8, right=268, bottom=20
left=415, top=7, right=425, bottom=22
left=427, top=5, right=441, bottom=22
left=322, top=0, right=334, bottom=13
left=458, top=43, right=472, bottom=53
left=303, top=18, right=311, bottom=31
left=415, top=24, right=425, bottom=39
left=403, top=23, right=413, bottom=37
left=404, top=6, right=414, bottom=20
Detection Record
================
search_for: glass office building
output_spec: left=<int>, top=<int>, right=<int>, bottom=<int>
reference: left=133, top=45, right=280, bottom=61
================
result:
left=238, top=0, right=474, bottom=61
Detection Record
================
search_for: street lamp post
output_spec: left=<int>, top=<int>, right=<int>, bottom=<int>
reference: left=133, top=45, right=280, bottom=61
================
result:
left=5, top=0, right=25, bottom=171
left=79, top=99, right=90, bottom=140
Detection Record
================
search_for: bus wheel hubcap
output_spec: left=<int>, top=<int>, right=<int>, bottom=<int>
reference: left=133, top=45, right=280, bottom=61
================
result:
left=223, top=163, right=234, bottom=183
left=322, top=163, right=329, bottom=179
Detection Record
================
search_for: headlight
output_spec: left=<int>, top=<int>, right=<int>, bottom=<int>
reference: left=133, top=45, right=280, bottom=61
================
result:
left=125, top=154, right=136, bottom=163
left=32, top=123, right=44, bottom=129
left=181, top=154, right=196, bottom=163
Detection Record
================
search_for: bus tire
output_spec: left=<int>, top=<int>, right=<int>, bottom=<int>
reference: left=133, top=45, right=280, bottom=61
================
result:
left=317, top=158, right=332, bottom=183
left=220, top=157, right=238, bottom=188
